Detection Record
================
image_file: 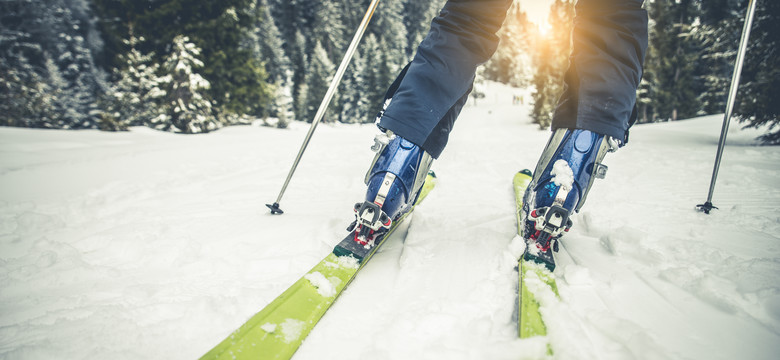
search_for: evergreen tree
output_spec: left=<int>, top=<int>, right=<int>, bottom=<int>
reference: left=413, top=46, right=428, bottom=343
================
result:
left=252, top=0, right=291, bottom=84
left=313, top=0, right=347, bottom=60
left=271, top=74, right=295, bottom=128
left=249, top=0, right=295, bottom=124
left=361, top=33, right=385, bottom=122
left=371, top=0, right=408, bottom=73
left=0, top=0, right=57, bottom=127
left=103, top=32, right=165, bottom=130
left=0, top=54, right=56, bottom=128
left=531, top=38, right=557, bottom=129
left=483, top=1, right=533, bottom=87
left=338, top=51, right=370, bottom=123
left=46, top=0, right=104, bottom=129
left=693, top=0, right=739, bottom=115
left=644, top=0, right=701, bottom=121
left=303, top=41, right=336, bottom=122
left=733, top=0, right=780, bottom=143
left=403, top=0, right=445, bottom=57
left=636, top=76, right=654, bottom=123
left=157, top=36, right=215, bottom=133
left=93, top=0, right=271, bottom=118
left=1, top=0, right=104, bottom=129
left=530, top=0, right=574, bottom=129
left=292, top=30, right=309, bottom=121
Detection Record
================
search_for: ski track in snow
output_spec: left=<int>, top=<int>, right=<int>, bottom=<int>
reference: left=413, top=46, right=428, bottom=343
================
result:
left=1, top=82, right=779, bottom=359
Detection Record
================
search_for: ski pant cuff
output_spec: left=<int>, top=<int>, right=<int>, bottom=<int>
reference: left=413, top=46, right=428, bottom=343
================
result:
left=551, top=118, right=629, bottom=146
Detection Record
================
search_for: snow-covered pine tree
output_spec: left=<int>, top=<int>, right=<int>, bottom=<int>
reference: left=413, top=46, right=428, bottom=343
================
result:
left=637, top=76, right=654, bottom=123
left=44, top=0, right=104, bottom=129
left=531, top=0, right=574, bottom=130
left=1, top=0, right=103, bottom=129
left=0, top=0, right=57, bottom=127
left=250, top=0, right=295, bottom=126
left=157, top=36, right=215, bottom=133
left=272, top=71, right=295, bottom=128
left=302, top=41, right=336, bottom=122
left=0, top=54, right=56, bottom=128
left=252, top=0, right=291, bottom=85
left=338, top=51, right=369, bottom=123
left=531, top=37, right=557, bottom=129
left=402, top=0, right=444, bottom=57
left=94, top=0, right=270, bottom=119
left=103, top=32, right=165, bottom=130
left=312, top=0, right=347, bottom=61
left=360, top=33, right=385, bottom=122
left=371, top=0, right=408, bottom=75
left=693, top=0, right=738, bottom=116
left=332, top=0, right=407, bottom=122
left=644, top=0, right=701, bottom=121
left=732, top=0, right=780, bottom=144
left=292, top=30, right=309, bottom=121
left=483, top=0, right=533, bottom=87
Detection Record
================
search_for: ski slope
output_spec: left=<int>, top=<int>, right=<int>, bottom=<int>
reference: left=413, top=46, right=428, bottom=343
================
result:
left=1, top=82, right=778, bottom=359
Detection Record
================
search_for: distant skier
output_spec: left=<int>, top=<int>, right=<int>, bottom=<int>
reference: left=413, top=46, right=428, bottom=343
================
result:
left=350, top=0, right=648, bottom=269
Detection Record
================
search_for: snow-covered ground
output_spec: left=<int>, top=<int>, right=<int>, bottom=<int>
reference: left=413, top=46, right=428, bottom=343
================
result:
left=1, top=82, right=778, bottom=359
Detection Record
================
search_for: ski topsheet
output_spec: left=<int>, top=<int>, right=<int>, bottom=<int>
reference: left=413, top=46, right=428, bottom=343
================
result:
left=200, top=172, right=437, bottom=360
left=513, top=170, right=559, bottom=350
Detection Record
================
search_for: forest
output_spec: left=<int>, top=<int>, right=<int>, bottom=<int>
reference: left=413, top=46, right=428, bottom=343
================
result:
left=1, top=0, right=778, bottom=142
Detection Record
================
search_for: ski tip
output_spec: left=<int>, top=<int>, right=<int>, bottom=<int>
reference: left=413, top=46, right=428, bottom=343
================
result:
left=266, top=202, right=284, bottom=215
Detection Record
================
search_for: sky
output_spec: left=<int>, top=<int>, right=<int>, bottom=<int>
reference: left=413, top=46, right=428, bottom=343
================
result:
left=521, top=0, right=555, bottom=27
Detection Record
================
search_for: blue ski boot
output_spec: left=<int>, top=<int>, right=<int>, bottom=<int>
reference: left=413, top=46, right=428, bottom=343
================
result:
left=522, top=128, right=618, bottom=271
left=335, top=131, right=433, bottom=260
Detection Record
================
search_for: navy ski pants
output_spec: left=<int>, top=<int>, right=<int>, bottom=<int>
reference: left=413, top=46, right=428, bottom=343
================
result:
left=378, top=0, right=648, bottom=158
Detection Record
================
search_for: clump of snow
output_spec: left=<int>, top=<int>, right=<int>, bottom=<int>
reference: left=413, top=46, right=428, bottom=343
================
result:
left=304, top=272, right=337, bottom=298
left=260, top=323, right=277, bottom=333
left=329, top=255, right=359, bottom=269
left=551, top=159, right=574, bottom=190
left=562, top=264, right=592, bottom=286
left=280, top=319, right=306, bottom=343
left=526, top=240, right=541, bottom=256
left=508, top=234, right=527, bottom=259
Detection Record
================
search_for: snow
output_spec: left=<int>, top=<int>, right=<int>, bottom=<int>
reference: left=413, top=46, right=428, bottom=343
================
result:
left=325, top=255, right=359, bottom=270
left=303, top=272, right=337, bottom=298
left=1, top=82, right=779, bottom=359
left=260, top=323, right=277, bottom=333
left=551, top=159, right=574, bottom=191
left=280, top=319, right=306, bottom=344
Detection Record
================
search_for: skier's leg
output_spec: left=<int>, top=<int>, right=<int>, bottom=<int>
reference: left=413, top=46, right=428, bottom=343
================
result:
left=379, top=0, right=512, bottom=159
left=350, top=0, right=511, bottom=248
left=523, top=0, right=648, bottom=269
left=552, top=0, right=648, bottom=142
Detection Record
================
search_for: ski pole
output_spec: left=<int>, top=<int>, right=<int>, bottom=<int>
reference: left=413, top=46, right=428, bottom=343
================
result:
left=697, top=0, right=758, bottom=214
left=266, top=0, right=381, bottom=215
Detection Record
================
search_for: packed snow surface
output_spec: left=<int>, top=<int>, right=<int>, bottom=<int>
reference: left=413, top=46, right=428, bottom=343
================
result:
left=1, top=82, right=779, bottom=359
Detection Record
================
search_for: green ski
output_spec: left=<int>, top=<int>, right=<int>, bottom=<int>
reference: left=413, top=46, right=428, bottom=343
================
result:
left=201, top=172, right=437, bottom=360
left=513, top=170, right=559, bottom=352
